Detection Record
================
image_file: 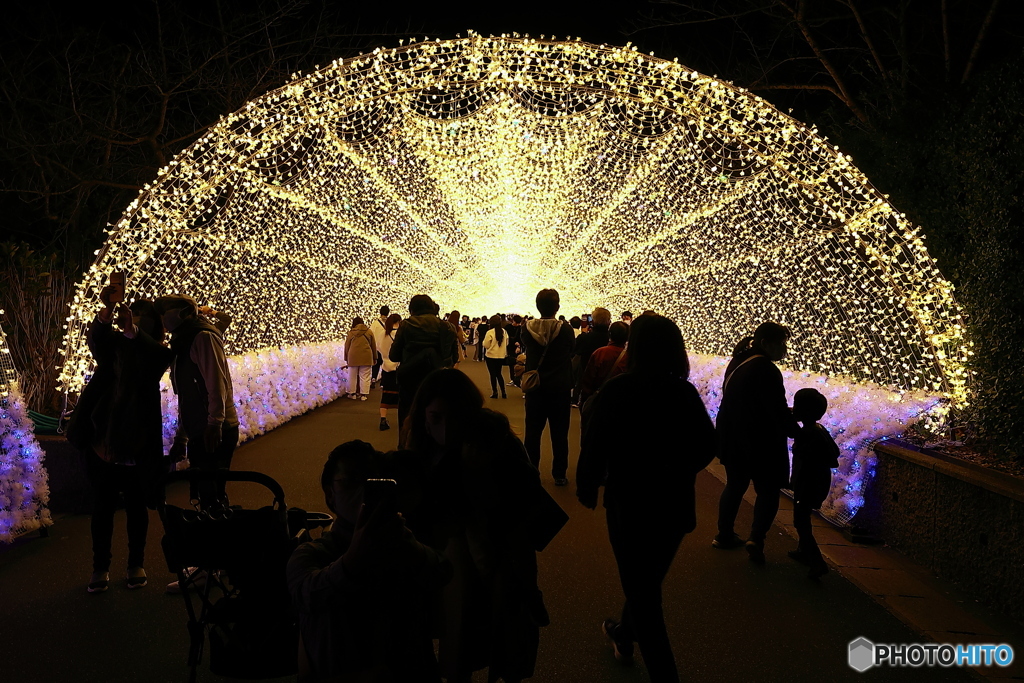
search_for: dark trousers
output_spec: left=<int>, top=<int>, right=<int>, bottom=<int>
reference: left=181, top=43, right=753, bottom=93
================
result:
left=607, top=505, right=684, bottom=683
left=717, top=462, right=781, bottom=543
left=186, top=423, right=240, bottom=507
left=397, top=376, right=426, bottom=444
left=371, top=351, right=383, bottom=382
left=485, top=357, right=507, bottom=396
left=86, top=452, right=152, bottom=573
left=524, top=389, right=571, bottom=479
left=507, top=353, right=520, bottom=387
left=793, top=498, right=822, bottom=560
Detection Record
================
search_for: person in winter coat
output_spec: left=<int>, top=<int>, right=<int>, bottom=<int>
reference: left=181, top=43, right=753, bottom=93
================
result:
left=369, top=305, right=390, bottom=388
left=475, top=316, right=490, bottom=363
left=397, top=368, right=554, bottom=683
left=447, top=310, right=468, bottom=367
left=378, top=313, right=402, bottom=432
left=482, top=314, right=509, bottom=399
left=389, top=294, right=458, bottom=436
left=578, top=321, right=629, bottom=408
left=713, top=321, right=799, bottom=563
left=572, top=307, right=611, bottom=404
left=344, top=317, right=377, bottom=401
left=287, top=440, right=452, bottom=682
left=67, top=287, right=173, bottom=593
left=576, top=314, right=716, bottom=683
left=521, top=289, right=575, bottom=486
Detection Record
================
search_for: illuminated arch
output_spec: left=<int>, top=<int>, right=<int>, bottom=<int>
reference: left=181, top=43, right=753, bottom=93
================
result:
left=56, top=33, right=971, bottom=523
left=59, top=34, right=969, bottom=405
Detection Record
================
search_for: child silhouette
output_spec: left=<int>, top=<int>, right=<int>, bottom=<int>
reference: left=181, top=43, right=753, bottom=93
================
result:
left=788, top=388, right=840, bottom=579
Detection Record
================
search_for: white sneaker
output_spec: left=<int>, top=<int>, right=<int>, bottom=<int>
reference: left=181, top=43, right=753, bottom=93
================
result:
left=166, top=567, right=207, bottom=594
left=347, top=394, right=358, bottom=400
left=360, top=395, right=368, bottom=401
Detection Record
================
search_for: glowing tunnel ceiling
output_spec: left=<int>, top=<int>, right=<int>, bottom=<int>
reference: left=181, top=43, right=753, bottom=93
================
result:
left=60, top=34, right=969, bottom=404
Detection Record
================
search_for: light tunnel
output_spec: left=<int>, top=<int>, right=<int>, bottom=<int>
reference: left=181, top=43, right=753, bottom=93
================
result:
left=57, top=34, right=970, bottom=523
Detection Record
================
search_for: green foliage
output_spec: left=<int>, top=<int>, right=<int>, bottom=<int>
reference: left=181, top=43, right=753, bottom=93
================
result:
left=831, top=57, right=1024, bottom=460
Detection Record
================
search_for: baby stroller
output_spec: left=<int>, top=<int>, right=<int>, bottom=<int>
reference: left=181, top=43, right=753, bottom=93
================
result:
left=157, top=469, right=331, bottom=683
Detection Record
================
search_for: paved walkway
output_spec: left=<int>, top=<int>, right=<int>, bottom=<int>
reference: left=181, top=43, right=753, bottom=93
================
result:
left=1, top=356, right=1018, bottom=682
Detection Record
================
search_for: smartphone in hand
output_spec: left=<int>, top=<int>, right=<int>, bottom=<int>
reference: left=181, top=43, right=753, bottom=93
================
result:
left=362, top=478, right=398, bottom=515
left=109, top=272, right=126, bottom=303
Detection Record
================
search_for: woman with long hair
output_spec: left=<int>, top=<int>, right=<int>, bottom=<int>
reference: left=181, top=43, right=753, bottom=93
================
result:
left=400, top=368, right=550, bottom=683
left=713, top=321, right=799, bottom=563
left=377, top=313, right=402, bottom=431
left=576, top=315, right=716, bottom=683
left=482, top=314, right=509, bottom=399
left=446, top=310, right=467, bottom=367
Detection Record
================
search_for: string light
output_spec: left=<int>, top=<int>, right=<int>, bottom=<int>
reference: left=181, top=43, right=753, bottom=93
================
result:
left=0, top=316, right=51, bottom=543
left=56, top=33, right=969, bottom=420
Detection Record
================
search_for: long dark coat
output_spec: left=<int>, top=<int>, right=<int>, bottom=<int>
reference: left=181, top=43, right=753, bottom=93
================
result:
left=715, top=352, right=798, bottom=487
left=577, top=371, right=717, bottom=532
left=385, top=410, right=551, bottom=683
left=67, top=318, right=173, bottom=467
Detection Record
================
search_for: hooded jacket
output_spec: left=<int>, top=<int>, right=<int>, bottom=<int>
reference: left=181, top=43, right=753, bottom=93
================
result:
left=388, top=314, right=458, bottom=383
left=344, top=324, right=377, bottom=367
left=522, top=318, right=575, bottom=393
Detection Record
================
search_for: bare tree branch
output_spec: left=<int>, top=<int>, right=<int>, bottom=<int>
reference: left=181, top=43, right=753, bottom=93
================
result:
left=962, top=0, right=1002, bottom=84
left=778, top=0, right=872, bottom=123
left=840, top=0, right=888, bottom=79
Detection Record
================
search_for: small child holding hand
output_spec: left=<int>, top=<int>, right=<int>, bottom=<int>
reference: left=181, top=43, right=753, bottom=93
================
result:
left=789, top=388, right=840, bottom=579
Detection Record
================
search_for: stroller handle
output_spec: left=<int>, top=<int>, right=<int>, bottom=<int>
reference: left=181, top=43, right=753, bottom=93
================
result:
left=160, top=469, right=286, bottom=506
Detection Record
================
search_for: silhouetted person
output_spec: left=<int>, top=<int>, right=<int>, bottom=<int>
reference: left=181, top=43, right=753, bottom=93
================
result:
left=344, top=316, right=377, bottom=400
left=521, top=288, right=575, bottom=486
left=370, top=305, right=390, bottom=386
left=577, top=315, right=715, bottom=683
left=714, top=322, right=799, bottom=563
left=788, top=388, right=839, bottom=579
left=506, top=315, right=524, bottom=388
left=483, top=314, right=509, bottom=398
left=378, top=313, right=402, bottom=431
left=389, top=294, right=458, bottom=436
left=399, top=369, right=553, bottom=683
left=446, top=310, right=467, bottom=367
left=155, top=295, right=239, bottom=507
left=475, top=315, right=489, bottom=362
left=287, top=440, right=451, bottom=682
left=67, top=289, right=172, bottom=593
left=572, top=307, right=611, bottom=399
left=578, top=321, right=629, bottom=408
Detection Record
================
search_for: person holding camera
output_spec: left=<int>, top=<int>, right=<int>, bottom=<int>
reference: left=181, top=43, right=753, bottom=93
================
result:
left=288, top=440, right=452, bottom=682
left=67, top=283, right=173, bottom=593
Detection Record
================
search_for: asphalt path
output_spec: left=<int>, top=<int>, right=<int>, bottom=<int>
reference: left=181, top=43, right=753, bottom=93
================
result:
left=0, top=355, right=969, bottom=682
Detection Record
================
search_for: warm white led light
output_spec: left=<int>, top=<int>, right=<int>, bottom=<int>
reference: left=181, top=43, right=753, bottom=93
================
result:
left=56, top=33, right=969, bottom=411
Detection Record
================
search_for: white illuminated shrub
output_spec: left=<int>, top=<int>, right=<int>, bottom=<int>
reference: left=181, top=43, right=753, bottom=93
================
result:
left=0, top=318, right=51, bottom=543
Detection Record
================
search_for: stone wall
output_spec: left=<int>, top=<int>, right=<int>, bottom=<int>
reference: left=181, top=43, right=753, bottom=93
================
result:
left=872, top=441, right=1024, bottom=626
